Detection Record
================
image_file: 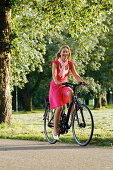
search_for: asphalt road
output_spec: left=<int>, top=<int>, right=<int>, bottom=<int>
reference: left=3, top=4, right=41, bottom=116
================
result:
left=0, top=139, right=113, bottom=170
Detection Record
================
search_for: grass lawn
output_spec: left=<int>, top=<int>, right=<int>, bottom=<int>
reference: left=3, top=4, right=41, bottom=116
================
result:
left=0, top=108, right=113, bottom=147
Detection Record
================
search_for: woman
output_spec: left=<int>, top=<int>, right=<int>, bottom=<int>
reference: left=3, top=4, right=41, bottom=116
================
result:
left=49, top=45, right=88, bottom=140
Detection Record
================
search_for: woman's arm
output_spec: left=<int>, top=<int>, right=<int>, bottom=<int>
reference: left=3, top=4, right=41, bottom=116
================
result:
left=71, top=64, right=89, bottom=85
left=52, top=63, right=62, bottom=85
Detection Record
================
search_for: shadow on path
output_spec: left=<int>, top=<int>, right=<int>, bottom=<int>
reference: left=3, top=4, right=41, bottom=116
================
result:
left=0, top=144, right=82, bottom=151
left=0, top=142, right=111, bottom=151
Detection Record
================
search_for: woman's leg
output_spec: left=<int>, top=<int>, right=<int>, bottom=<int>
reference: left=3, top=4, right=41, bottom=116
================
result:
left=54, top=106, right=62, bottom=136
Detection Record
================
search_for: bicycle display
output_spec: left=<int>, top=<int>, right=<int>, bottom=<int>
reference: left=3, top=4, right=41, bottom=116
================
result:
left=43, top=82, right=94, bottom=146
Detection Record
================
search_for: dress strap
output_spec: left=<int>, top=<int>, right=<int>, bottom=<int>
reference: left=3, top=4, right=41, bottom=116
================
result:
left=52, top=60, right=59, bottom=67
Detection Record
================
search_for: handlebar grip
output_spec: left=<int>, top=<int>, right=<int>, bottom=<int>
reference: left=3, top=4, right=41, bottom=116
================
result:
left=79, top=82, right=87, bottom=86
left=62, top=82, right=69, bottom=86
left=62, top=82, right=88, bottom=87
left=62, top=82, right=67, bottom=85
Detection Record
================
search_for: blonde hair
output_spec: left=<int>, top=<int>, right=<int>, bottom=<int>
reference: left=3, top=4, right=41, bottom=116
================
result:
left=56, top=45, right=71, bottom=60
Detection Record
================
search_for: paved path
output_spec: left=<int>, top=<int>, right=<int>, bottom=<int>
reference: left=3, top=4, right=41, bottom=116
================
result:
left=0, top=139, right=113, bottom=170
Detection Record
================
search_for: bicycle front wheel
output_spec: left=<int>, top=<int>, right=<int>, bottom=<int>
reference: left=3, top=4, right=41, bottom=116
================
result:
left=44, top=104, right=57, bottom=144
left=72, top=104, right=94, bottom=146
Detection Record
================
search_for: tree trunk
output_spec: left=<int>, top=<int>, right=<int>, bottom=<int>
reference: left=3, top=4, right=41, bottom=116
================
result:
left=22, top=72, right=43, bottom=111
left=85, top=99, right=89, bottom=105
left=24, top=92, right=32, bottom=111
left=0, top=0, right=12, bottom=123
left=107, top=91, right=110, bottom=105
left=23, top=83, right=32, bottom=111
left=94, top=97, right=102, bottom=108
left=102, top=92, right=108, bottom=106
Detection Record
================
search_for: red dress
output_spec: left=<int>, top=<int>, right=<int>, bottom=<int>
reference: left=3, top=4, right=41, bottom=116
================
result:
left=49, top=60, right=73, bottom=109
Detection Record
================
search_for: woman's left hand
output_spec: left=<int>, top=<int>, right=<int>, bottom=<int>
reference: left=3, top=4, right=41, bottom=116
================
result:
left=84, top=82, right=89, bottom=86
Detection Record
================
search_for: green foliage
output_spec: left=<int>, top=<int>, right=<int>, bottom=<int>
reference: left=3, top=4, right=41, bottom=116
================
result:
left=99, top=12, right=113, bottom=90
left=10, top=1, right=46, bottom=88
left=69, top=11, right=113, bottom=99
left=10, top=0, right=113, bottom=89
left=85, top=12, right=113, bottom=96
left=9, top=0, right=113, bottom=109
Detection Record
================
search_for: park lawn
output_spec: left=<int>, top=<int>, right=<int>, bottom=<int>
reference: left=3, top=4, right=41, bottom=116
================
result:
left=0, top=108, right=113, bottom=147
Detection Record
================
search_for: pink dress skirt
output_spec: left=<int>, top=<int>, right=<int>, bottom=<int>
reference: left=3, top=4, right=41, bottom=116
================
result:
left=49, top=60, right=73, bottom=109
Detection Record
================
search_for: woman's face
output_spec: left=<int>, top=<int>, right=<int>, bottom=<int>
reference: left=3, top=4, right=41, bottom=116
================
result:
left=60, top=48, right=69, bottom=62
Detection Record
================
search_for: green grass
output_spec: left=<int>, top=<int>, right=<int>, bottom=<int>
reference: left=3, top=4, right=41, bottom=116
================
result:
left=12, top=109, right=44, bottom=114
left=0, top=108, right=113, bottom=147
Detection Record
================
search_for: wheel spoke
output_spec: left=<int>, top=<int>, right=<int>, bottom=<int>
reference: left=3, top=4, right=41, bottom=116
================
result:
left=44, top=105, right=57, bottom=144
left=72, top=104, right=94, bottom=146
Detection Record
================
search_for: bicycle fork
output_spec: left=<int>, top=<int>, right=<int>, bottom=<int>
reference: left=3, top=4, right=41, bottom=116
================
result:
left=74, top=104, right=86, bottom=128
left=79, top=108, right=86, bottom=128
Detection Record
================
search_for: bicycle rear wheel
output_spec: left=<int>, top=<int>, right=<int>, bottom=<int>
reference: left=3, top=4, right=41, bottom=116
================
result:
left=72, top=104, right=94, bottom=146
left=44, top=103, right=57, bottom=144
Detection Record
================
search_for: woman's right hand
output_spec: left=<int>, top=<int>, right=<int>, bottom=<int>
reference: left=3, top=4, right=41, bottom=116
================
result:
left=55, top=81, right=62, bottom=86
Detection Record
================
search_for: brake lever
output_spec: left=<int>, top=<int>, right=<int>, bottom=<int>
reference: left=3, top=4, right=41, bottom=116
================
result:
left=62, top=82, right=69, bottom=86
left=80, top=82, right=88, bottom=87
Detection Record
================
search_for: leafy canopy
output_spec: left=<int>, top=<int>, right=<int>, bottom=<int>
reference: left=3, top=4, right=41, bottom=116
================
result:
left=10, top=0, right=113, bottom=88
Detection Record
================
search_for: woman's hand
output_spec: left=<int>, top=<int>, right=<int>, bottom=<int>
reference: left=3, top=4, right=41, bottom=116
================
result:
left=83, top=81, right=89, bottom=86
left=55, top=81, right=62, bottom=86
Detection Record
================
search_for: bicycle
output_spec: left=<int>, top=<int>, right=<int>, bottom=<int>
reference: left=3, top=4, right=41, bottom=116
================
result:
left=43, top=82, right=94, bottom=146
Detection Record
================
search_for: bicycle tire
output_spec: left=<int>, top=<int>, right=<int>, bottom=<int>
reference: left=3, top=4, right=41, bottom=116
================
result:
left=44, top=103, right=57, bottom=144
left=72, top=104, right=94, bottom=146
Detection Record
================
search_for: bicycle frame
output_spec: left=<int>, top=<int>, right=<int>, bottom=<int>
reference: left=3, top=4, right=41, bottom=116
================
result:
left=63, top=83, right=86, bottom=129
left=65, top=85, right=77, bottom=128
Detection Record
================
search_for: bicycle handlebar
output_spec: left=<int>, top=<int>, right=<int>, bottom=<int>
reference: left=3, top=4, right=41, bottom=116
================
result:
left=62, top=82, right=87, bottom=87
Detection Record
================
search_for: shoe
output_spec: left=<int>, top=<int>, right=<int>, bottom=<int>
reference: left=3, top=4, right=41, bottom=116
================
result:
left=52, top=131, right=59, bottom=140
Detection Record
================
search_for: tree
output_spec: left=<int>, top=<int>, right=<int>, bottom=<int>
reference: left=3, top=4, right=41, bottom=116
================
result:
left=93, top=12, right=113, bottom=106
left=1, top=0, right=113, bottom=121
left=17, top=51, right=53, bottom=111
left=79, top=11, right=113, bottom=108
left=16, top=13, right=113, bottom=110
left=10, top=0, right=113, bottom=89
left=0, top=0, right=12, bottom=123
left=16, top=32, right=105, bottom=110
